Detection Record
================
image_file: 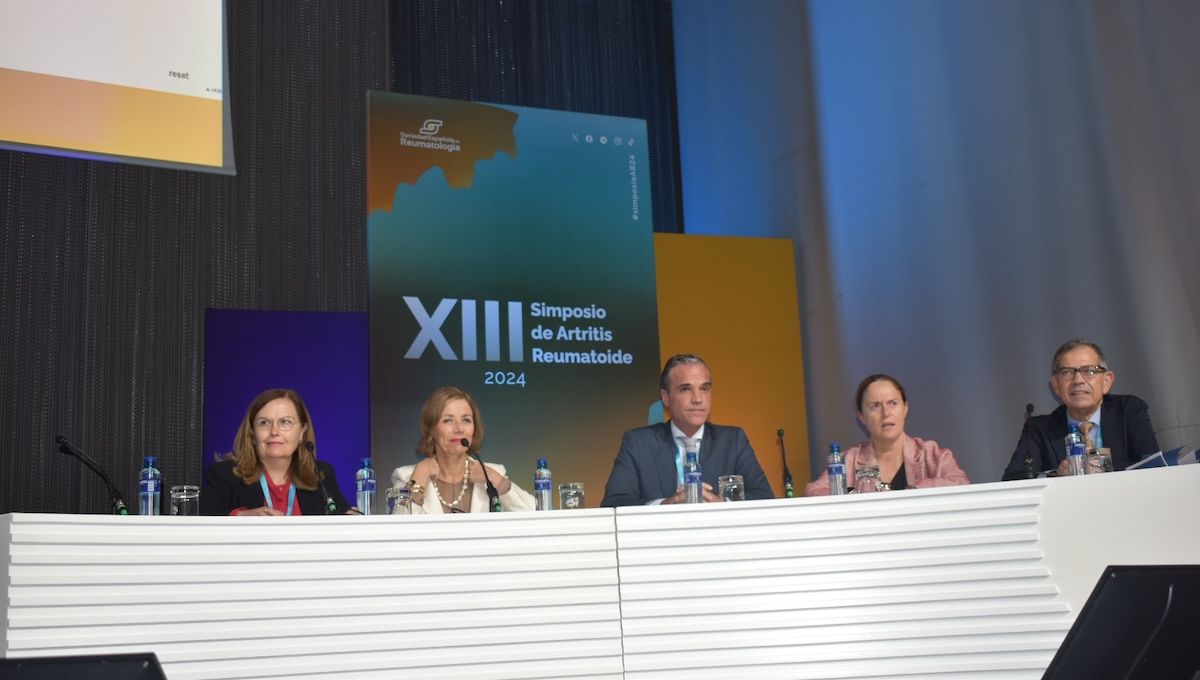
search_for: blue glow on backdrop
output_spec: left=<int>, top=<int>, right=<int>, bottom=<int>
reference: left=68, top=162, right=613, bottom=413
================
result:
left=670, top=0, right=1200, bottom=482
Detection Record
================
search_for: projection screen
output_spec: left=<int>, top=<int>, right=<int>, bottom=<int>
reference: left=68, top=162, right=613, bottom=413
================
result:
left=0, top=0, right=234, bottom=174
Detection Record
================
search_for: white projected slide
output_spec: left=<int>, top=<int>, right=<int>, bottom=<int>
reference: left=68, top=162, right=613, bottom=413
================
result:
left=0, top=0, right=232, bottom=172
left=0, top=0, right=222, bottom=99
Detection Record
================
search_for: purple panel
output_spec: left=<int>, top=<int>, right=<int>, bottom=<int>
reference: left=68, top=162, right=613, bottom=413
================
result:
left=203, top=309, right=368, bottom=508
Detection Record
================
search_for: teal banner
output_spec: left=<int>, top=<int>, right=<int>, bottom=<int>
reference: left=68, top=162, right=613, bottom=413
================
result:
left=367, top=92, right=658, bottom=505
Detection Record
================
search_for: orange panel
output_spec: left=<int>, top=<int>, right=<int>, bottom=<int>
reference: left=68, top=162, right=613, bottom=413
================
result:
left=654, top=233, right=811, bottom=494
left=0, top=67, right=222, bottom=167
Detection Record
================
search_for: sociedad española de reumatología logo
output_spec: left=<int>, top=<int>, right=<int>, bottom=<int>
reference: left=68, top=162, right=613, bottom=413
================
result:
left=400, top=119, right=460, bottom=152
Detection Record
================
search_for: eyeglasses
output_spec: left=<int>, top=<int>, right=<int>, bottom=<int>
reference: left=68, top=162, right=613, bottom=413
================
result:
left=1052, top=365, right=1108, bottom=381
left=253, top=417, right=299, bottom=431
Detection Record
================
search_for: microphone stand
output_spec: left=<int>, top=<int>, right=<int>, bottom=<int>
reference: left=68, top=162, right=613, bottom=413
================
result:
left=55, top=435, right=130, bottom=515
left=777, top=428, right=794, bottom=498
left=318, top=473, right=338, bottom=514
left=464, top=439, right=502, bottom=512
left=306, top=442, right=338, bottom=514
left=1023, top=403, right=1035, bottom=479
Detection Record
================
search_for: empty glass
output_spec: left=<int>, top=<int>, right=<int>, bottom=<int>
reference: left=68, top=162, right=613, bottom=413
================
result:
left=169, top=485, right=200, bottom=515
left=718, top=474, right=745, bottom=502
left=1086, top=448, right=1113, bottom=474
left=854, top=464, right=880, bottom=493
left=558, top=482, right=585, bottom=509
left=386, top=487, right=412, bottom=514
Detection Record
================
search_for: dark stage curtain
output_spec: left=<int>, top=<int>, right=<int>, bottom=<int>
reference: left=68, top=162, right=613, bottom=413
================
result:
left=390, top=0, right=682, bottom=231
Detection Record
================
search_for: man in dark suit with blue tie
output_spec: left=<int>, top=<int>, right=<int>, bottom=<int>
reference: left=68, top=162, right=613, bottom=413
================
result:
left=601, top=354, right=774, bottom=506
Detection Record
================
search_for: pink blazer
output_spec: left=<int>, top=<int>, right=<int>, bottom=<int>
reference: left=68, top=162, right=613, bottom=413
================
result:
left=804, top=436, right=969, bottom=496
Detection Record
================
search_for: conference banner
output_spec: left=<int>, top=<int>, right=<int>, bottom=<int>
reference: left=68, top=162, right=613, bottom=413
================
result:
left=367, top=92, right=659, bottom=505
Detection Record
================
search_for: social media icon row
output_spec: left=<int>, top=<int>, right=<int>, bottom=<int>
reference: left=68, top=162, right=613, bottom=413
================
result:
left=571, top=133, right=635, bottom=146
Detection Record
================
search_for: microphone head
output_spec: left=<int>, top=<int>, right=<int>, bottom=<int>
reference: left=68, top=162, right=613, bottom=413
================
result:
left=777, top=428, right=785, bottom=438
left=460, top=438, right=471, bottom=449
left=305, top=441, right=316, bottom=453
left=55, top=434, right=68, bottom=446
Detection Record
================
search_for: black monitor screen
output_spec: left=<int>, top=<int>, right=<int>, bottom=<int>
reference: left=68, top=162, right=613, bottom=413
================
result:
left=1042, top=565, right=1200, bottom=679
left=0, top=652, right=167, bottom=680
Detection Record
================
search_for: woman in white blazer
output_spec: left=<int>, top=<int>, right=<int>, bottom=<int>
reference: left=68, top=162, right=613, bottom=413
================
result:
left=392, top=386, right=534, bottom=513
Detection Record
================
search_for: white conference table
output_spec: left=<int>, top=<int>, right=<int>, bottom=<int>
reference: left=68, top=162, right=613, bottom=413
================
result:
left=3, top=464, right=1198, bottom=679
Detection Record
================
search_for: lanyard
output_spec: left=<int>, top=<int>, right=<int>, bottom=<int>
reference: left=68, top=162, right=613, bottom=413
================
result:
left=259, top=474, right=296, bottom=516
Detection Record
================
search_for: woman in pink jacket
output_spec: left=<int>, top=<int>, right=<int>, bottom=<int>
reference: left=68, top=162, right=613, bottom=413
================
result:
left=805, top=374, right=969, bottom=495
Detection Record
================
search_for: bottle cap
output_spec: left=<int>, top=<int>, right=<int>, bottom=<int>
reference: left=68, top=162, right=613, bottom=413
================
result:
left=360, top=457, right=372, bottom=467
left=829, top=442, right=841, bottom=451
left=144, top=455, right=157, bottom=466
left=537, top=457, right=548, bottom=468
left=685, top=450, right=698, bottom=461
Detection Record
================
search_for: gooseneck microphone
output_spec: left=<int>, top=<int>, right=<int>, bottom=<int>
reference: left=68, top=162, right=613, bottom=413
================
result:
left=1023, top=404, right=1036, bottom=479
left=463, top=438, right=502, bottom=512
left=318, top=472, right=338, bottom=514
left=777, top=428, right=794, bottom=498
left=306, top=442, right=338, bottom=514
left=55, top=435, right=130, bottom=515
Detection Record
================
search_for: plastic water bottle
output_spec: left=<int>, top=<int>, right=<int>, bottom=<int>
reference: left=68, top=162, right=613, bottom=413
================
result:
left=139, top=455, right=161, bottom=515
left=534, top=458, right=553, bottom=511
left=827, top=443, right=847, bottom=496
left=684, top=450, right=702, bottom=503
left=356, top=457, right=376, bottom=515
left=1065, top=424, right=1087, bottom=476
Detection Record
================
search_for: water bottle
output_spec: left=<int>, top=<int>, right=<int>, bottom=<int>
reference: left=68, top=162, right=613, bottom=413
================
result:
left=684, top=450, right=702, bottom=503
left=356, top=457, right=376, bottom=514
left=827, top=443, right=847, bottom=496
left=139, top=455, right=161, bottom=515
left=534, top=458, right=553, bottom=511
left=1065, top=424, right=1087, bottom=476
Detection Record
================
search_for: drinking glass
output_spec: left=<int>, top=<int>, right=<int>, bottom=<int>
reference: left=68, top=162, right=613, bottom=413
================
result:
left=717, top=474, right=745, bottom=502
left=558, top=482, right=585, bottom=509
left=169, top=485, right=200, bottom=516
left=854, top=464, right=880, bottom=493
left=1086, top=448, right=1113, bottom=474
left=386, top=487, right=412, bottom=514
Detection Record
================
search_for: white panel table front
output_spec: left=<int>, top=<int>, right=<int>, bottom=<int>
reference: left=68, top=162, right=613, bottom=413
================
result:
left=3, top=465, right=1197, bottom=679
left=0, top=509, right=624, bottom=680
left=613, top=465, right=1200, bottom=680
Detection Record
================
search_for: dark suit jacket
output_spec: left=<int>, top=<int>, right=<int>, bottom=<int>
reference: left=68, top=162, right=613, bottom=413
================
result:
left=601, top=421, right=774, bottom=506
left=1001, top=393, right=1160, bottom=480
left=200, top=459, right=351, bottom=515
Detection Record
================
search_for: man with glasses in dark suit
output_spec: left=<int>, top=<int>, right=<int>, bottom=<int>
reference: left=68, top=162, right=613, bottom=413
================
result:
left=1002, top=339, right=1160, bottom=480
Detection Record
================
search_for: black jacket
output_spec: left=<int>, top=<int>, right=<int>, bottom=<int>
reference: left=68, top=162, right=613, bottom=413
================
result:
left=1002, top=393, right=1160, bottom=480
left=200, top=459, right=351, bottom=515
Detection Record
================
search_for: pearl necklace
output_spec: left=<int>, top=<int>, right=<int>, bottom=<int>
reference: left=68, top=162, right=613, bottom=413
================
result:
left=431, top=456, right=471, bottom=510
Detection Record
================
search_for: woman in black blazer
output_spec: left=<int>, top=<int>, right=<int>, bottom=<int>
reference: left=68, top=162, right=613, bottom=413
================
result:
left=200, top=388, right=351, bottom=516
